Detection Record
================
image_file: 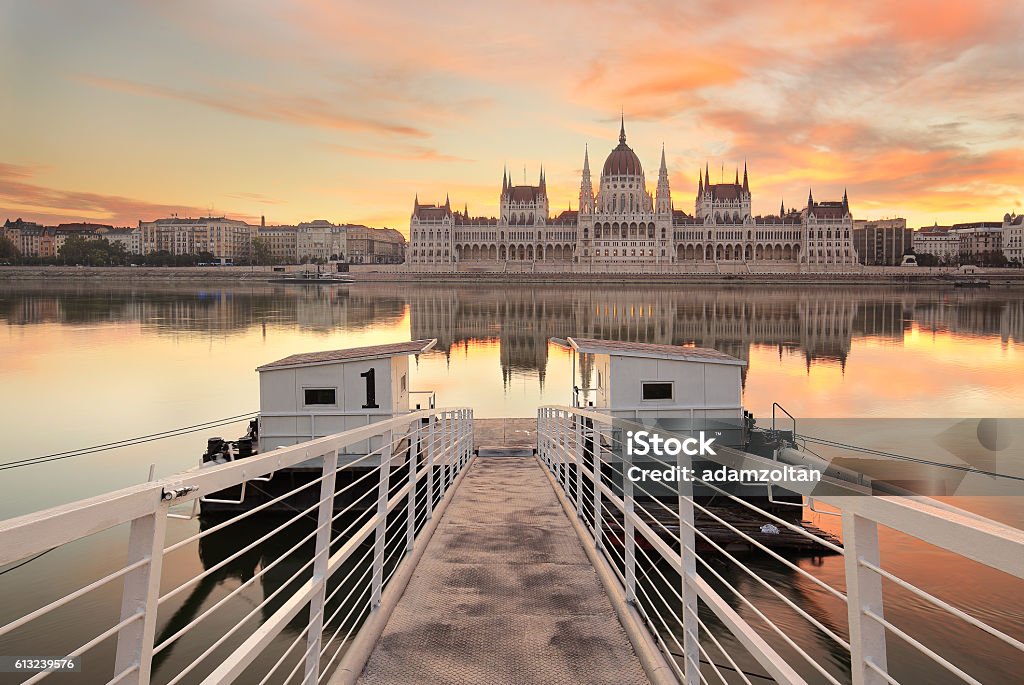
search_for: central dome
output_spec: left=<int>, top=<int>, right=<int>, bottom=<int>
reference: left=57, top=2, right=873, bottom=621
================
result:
left=602, top=119, right=643, bottom=176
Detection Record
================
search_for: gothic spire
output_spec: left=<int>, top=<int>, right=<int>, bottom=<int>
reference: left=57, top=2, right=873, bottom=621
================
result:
left=704, top=163, right=710, bottom=188
left=734, top=167, right=739, bottom=185
left=807, top=188, right=814, bottom=208
left=742, top=161, right=749, bottom=193
left=697, top=170, right=703, bottom=195
left=619, top=111, right=626, bottom=145
left=780, top=198, right=785, bottom=216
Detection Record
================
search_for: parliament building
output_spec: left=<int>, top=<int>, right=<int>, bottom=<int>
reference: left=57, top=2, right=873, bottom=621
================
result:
left=408, top=119, right=857, bottom=271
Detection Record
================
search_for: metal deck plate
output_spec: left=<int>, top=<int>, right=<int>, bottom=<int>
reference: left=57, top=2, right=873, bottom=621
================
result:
left=355, top=457, right=649, bottom=685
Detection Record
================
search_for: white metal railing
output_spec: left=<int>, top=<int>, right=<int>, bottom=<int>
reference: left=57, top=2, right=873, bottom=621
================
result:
left=0, top=407, right=473, bottom=685
left=537, top=405, right=1024, bottom=685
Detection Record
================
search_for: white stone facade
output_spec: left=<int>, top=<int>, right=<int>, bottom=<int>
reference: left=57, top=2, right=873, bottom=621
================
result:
left=139, top=217, right=255, bottom=260
left=1002, top=214, right=1022, bottom=265
left=407, top=120, right=857, bottom=271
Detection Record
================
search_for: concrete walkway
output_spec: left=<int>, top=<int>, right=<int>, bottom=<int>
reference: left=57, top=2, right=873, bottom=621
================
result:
left=355, top=457, right=650, bottom=685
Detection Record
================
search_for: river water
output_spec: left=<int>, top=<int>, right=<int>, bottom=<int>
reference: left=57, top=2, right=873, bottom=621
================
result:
left=0, top=281, right=1021, bottom=683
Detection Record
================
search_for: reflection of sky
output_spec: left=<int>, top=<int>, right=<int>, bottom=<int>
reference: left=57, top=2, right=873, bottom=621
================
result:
left=742, top=322, right=1023, bottom=419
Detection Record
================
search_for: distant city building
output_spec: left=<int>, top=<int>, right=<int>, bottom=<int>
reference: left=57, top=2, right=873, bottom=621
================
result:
left=952, top=222, right=1003, bottom=261
left=139, top=216, right=255, bottom=261
left=346, top=225, right=405, bottom=264
left=3, top=219, right=45, bottom=256
left=409, top=119, right=857, bottom=270
left=94, top=227, right=141, bottom=254
left=912, top=225, right=959, bottom=263
left=852, top=218, right=911, bottom=266
left=296, top=220, right=347, bottom=262
left=1002, top=213, right=1023, bottom=265
left=257, top=224, right=299, bottom=263
left=295, top=220, right=405, bottom=264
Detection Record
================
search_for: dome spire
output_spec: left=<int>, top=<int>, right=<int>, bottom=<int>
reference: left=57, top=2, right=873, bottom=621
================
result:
left=619, top=110, right=626, bottom=145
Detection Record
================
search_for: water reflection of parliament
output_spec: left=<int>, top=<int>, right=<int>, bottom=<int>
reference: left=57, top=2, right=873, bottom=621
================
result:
left=404, top=287, right=1023, bottom=383
left=6, top=285, right=1022, bottom=380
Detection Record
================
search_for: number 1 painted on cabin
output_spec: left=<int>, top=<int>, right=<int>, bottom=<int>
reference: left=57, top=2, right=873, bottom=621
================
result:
left=361, top=368, right=379, bottom=408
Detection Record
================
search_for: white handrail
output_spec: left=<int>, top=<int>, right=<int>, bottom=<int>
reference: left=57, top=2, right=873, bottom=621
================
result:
left=0, top=407, right=474, bottom=685
left=536, top=405, right=1024, bottom=685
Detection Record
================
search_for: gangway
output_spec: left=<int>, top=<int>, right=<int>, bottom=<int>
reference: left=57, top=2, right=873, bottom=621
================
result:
left=0, top=410, right=1022, bottom=684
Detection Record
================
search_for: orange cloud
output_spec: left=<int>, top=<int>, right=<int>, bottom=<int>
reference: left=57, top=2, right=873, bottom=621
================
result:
left=0, top=163, right=260, bottom=226
left=325, top=144, right=474, bottom=163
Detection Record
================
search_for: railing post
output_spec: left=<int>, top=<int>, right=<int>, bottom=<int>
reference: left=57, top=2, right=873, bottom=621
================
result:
left=843, top=512, right=888, bottom=685
left=593, top=424, right=603, bottom=550
left=303, top=449, right=339, bottom=684
left=372, top=432, right=392, bottom=608
left=556, top=411, right=566, bottom=487
left=407, top=424, right=418, bottom=551
left=543, top=409, right=551, bottom=467
left=623, top=428, right=637, bottom=604
left=114, top=503, right=169, bottom=685
left=426, top=414, right=436, bottom=514
left=677, top=446, right=700, bottom=684
left=461, top=409, right=471, bottom=469
left=444, top=411, right=453, bottom=490
left=574, top=414, right=584, bottom=517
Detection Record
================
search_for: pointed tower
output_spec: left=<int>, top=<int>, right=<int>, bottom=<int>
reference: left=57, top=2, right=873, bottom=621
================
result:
left=656, top=144, right=672, bottom=216
left=780, top=199, right=785, bottom=216
left=704, top=163, right=710, bottom=190
left=807, top=188, right=814, bottom=210
left=502, top=167, right=508, bottom=198
left=444, top=193, right=450, bottom=211
left=734, top=167, right=739, bottom=185
left=842, top=188, right=849, bottom=214
left=539, top=165, right=546, bottom=195
left=742, top=161, right=749, bottom=195
left=619, top=112, right=626, bottom=145
left=579, top=145, right=595, bottom=214
left=697, top=169, right=703, bottom=197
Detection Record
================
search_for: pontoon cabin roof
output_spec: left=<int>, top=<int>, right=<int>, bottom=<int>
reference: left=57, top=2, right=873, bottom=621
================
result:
left=257, top=339, right=437, bottom=371
left=559, top=337, right=745, bottom=367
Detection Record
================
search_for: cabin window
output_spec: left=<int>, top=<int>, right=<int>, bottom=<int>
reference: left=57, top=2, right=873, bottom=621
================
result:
left=304, top=388, right=337, bottom=406
left=641, top=382, right=673, bottom=401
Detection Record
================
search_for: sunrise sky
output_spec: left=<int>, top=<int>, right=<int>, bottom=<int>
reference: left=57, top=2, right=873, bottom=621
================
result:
left=1, top=1, right=1022, bottom=235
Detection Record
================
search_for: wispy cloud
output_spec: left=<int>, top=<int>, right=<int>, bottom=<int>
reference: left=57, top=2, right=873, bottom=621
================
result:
left=325, top=143, right=474, bottom=163
left=0, top=163, right=259, bottom=226
left=79, top=75, right=431, bottom=138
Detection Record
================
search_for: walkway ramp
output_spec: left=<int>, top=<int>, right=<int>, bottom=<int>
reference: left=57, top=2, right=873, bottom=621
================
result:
left=354, top=457, right=649, bottom=685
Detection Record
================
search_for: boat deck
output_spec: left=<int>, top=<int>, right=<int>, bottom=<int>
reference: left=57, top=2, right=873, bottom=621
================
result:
left=351, top=456, right=650, bottom=685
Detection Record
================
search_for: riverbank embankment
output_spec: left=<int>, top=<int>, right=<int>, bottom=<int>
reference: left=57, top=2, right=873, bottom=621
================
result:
left=2, top=265, right=1023, bottom=287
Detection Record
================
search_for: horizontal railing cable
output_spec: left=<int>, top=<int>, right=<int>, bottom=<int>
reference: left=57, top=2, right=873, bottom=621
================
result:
left=1, top=412, right=258, bottom=471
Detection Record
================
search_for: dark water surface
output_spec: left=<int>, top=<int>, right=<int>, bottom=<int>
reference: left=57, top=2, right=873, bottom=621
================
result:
left=0, top=282, right=1021, bottom=683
